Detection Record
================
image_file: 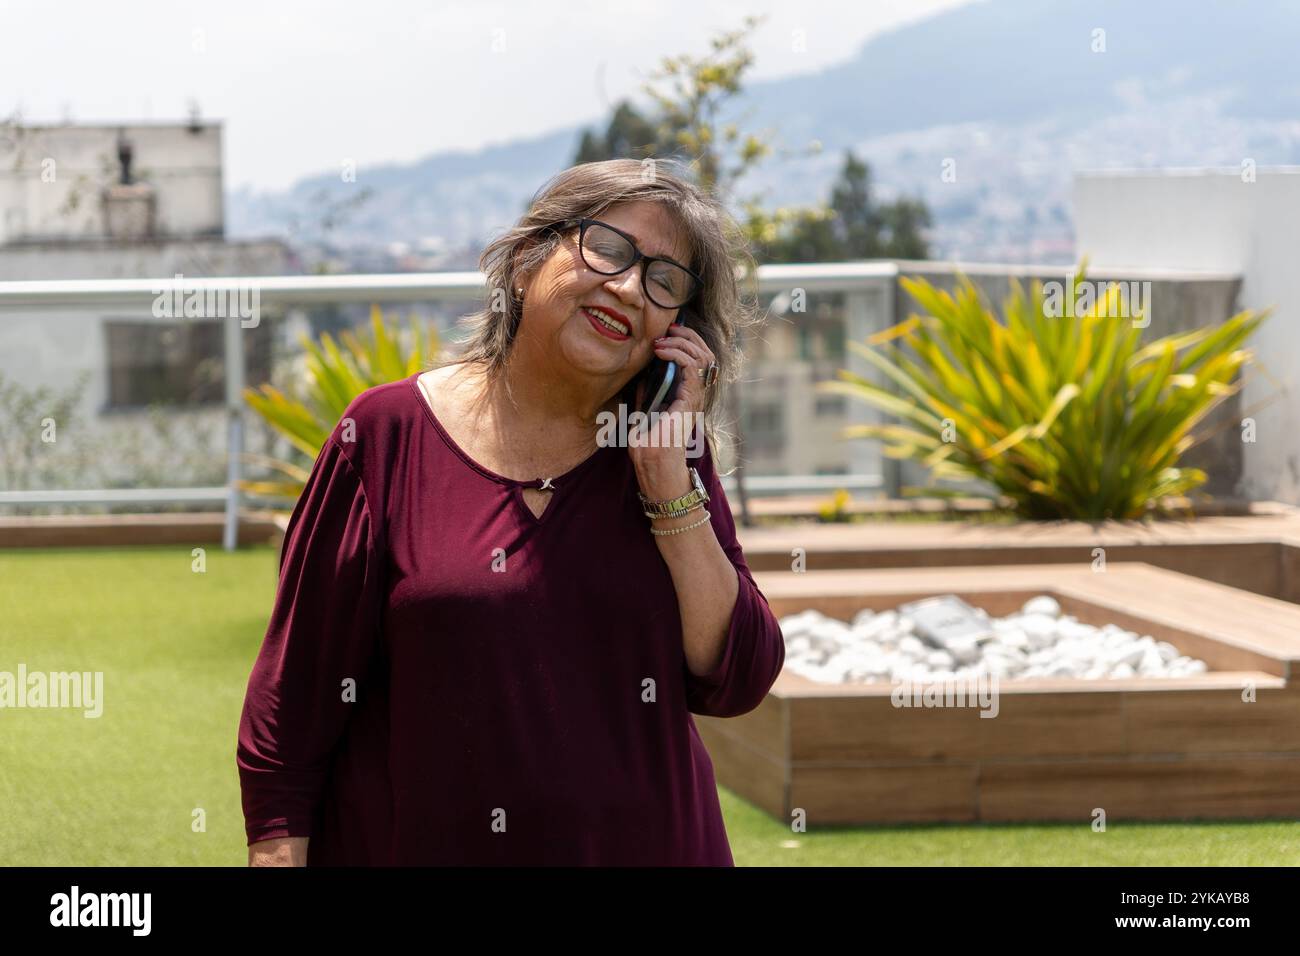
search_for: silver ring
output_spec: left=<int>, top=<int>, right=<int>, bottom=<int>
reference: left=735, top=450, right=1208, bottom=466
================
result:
left=699, top=362, right=719, bottom=389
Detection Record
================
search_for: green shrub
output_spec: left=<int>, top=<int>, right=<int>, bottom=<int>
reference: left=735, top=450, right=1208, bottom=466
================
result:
left=818, top=266, right=1269, bottom=520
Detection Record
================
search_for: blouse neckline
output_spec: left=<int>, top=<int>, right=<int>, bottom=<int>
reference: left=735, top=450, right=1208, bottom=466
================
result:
left=407, top=370, right=613, bottom=490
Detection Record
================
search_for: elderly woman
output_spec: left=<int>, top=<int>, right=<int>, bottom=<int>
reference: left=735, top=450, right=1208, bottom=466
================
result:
left=237, top=158, right=786, bottom=866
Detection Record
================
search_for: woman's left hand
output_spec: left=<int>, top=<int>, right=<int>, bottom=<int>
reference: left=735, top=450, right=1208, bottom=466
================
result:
left=629, top=321, right=716, bottom=495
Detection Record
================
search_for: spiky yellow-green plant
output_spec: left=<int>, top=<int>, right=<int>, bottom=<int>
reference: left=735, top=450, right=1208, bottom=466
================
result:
left=817, top=264, right=1270, bottom=521
left=240, top=304, right=438, bottom=502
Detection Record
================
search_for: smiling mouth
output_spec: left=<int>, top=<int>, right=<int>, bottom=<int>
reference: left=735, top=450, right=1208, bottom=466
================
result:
left=582, top=306, right=631, bottom=339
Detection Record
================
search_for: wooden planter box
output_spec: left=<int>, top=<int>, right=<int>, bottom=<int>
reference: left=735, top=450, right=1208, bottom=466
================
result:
left=697, top=563, right=1300, bottom=825
left=735, top=506, right=1300, bottom=604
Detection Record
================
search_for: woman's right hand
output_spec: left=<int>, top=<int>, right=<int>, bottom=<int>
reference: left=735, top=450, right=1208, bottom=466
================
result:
left=248, top=836, right=308, bottom=866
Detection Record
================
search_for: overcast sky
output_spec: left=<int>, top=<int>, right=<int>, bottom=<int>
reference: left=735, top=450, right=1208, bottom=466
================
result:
left=2, top=0, right=976, bottom=192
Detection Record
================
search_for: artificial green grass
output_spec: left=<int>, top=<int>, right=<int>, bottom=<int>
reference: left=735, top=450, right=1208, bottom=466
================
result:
left=0, top=545, right=278, bottom=866
left=2, top=544, right=1297, bottom=866
left=720, top=789, right=1300, bottom=865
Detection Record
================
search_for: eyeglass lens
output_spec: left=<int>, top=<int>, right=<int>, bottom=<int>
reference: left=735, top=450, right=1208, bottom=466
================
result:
left=580, top=222, right=694, bottom=306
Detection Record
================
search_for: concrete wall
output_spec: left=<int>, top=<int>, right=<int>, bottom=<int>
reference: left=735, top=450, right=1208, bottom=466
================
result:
left=1073, top=168, right=1300, bottom=504
left=0, top=236, right=293, bottom=282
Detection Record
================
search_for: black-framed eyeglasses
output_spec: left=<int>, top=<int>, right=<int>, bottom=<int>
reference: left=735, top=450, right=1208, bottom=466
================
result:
left=542, top=217, right=702, bottom=309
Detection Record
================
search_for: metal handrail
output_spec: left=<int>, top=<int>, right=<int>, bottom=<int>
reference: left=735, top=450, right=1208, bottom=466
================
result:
left=0, top=473, right=885, bottom=509
left=0, top=262, right=901, bottom=307
left=0, top=265, right=899, bottom=546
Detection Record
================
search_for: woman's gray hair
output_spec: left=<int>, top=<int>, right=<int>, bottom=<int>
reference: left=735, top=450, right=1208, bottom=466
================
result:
left=441, top=156, right=760, bottom=467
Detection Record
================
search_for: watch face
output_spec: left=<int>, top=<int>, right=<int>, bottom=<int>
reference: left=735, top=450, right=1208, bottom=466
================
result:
left=691, top=468, right=706, bottom=497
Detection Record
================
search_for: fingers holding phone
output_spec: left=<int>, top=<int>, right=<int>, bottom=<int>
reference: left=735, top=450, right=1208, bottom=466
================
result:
left=651, top=317, right=714, bottom=416
left=628, top=305, right=714, bottom=473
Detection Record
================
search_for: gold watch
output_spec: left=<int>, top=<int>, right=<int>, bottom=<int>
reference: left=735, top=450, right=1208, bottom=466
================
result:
left=639, top=467, right=710, bottom=519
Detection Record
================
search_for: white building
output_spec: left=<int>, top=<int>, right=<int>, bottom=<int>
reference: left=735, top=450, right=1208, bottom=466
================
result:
left=0, top=121, right=296, bottom=495
left=1074, top=167, right=1299, bottom=504
left=0, top=120, right=224, bottom=244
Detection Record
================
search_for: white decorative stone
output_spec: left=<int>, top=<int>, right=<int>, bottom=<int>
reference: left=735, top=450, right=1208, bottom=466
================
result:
left=1022, top=595, right=1062, bottom=618
left=946, top=636, right=985, bottom=664
left=1018, top=614, right=1059, bottom=647
left=1114, top=646, right=1145, bottom=669
left=925, top=650, right=956, bottom=669
left=898, top=635, right=926, bottom=657
left=996, top=627, right=1031, bottom=650
left=1058, top=619, right=1096, bottom=641
left=780, top=593, right=1212, bottom=685
left=1138, top=647, right=1165, bottom=675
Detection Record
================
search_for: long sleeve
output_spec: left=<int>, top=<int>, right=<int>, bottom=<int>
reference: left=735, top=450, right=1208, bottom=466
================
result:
left=236, top=434, right=384, bottom=845
left=682, top=442, right=786, bottom=719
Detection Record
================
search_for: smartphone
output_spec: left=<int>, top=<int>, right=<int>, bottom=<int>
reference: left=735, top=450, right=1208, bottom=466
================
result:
left=637, top=304, right=697, bottom=415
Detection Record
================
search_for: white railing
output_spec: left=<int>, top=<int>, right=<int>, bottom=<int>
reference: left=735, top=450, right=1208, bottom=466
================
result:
left=0, top=264, right=898, bottom=549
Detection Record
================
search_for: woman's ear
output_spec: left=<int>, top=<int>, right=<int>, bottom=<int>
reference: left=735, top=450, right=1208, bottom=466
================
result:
left=509, top=237, right=545, bottom=296
left=511, top=261, right=537, bottom=305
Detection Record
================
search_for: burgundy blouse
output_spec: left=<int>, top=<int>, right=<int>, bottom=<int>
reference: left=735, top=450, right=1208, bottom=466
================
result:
left=236, top=370, right=785, bottom=865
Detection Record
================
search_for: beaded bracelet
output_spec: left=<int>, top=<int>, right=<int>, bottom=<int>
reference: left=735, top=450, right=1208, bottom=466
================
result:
left=649, top=512, right=712, bottom=537
left=642, top=500, right=705, bottom=521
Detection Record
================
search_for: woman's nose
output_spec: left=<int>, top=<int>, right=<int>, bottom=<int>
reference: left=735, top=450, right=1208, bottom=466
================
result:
left=605, top=269, right=643, bottom=306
